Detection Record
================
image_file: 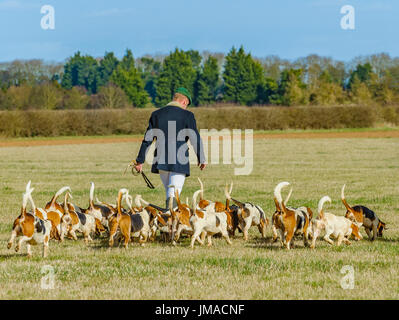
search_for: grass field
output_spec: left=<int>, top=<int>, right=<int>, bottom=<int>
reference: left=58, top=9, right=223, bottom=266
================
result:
left=0, top=131, right=398, bottom=299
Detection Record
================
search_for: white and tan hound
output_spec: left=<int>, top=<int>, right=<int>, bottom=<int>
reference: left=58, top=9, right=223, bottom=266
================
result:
left=8, top=182, right=54, bottom=258
left=273, top=182, right=312, bottom=249
left=225, top=184, right=268, bottom=241
left=27, top=182, right=64, bottom=240
left=311, top=195, right=362, bottom=249
left=187, top=190, right=232, bottom=249
left=60, top=192, right=96, bottom=244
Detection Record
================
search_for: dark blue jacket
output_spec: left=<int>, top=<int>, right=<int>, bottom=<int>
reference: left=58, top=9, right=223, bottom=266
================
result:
left=136, top=104, right=206, bottom=177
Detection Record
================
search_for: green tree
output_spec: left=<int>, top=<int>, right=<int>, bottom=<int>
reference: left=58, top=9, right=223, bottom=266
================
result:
left=194, top=56, right=220, bottom=105
left=155, top=49, right=197, bottom=107
left=186, top=50, right=202, bottom=71
left=348, top=63, right=374, bottom=89
left=97, top=52, right=119, bottom=88
left=222, top=46, right=261, bottom=105
left=110, top=50, right=148, bottom=108
left=61, top=52, right=100, bottom=94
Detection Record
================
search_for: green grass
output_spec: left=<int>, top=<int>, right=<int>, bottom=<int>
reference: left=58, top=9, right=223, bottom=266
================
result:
left=0, top=135, right=398, bottom=299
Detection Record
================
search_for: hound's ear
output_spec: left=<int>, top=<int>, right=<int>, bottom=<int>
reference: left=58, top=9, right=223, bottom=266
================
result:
left=157, top=213, right=167, bottom=226
left=232, top=198, right=245, bottom=209
left=241, top=207, right=251, bottom=219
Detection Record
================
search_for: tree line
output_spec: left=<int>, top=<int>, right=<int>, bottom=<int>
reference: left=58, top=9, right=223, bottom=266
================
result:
left=1, top=47, right=399, bottom=110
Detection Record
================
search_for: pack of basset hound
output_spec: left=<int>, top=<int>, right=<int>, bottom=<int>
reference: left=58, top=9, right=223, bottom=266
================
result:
left=7, top=178, right=388, bottom=257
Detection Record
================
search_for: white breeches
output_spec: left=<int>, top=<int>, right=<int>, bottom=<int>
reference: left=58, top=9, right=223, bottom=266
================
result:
left=159, top=170, right=186, bottom=199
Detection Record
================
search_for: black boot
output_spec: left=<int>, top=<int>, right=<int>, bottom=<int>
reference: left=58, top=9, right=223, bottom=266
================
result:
left=166, top=197, right=177, bottom=209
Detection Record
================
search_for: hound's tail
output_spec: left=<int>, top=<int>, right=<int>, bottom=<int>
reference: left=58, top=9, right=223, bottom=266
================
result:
left=198, top=177, right=204, bottom=200
left=136, top=195, right=150, bottom=207
left=192, top=190, right=202, bottom=215
left=117, top=188, right=128, bottom=219
left=25, top=181, right=37, bottom=214
left=224, top=182, right=233, bottom=207
left=21, top=181, right=34, bottom=219
left=274, top=182, right=290, bottom=206
left=318, top=196, right=331, bottom=219
left=341, top=184, right=352, bottom=211
left=284, top=188, right=293, bottom=206
left=52, top=186, right=71, bottom=205
left=63, top=191, right=73, bottom=214
left=89, top=182, right=95, bottom=208
left=95, top=197, right=116, bottom=210
left=224, top=183, right=232, bottom=201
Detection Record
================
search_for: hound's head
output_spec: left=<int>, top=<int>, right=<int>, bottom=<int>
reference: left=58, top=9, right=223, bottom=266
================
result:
left=377, top=221, right=387, bottom=237
left=231, top=198, right=258, bottom=221
left=350, top=222, right=363, bottom=241
left=344, top=209, right=364, bottom=225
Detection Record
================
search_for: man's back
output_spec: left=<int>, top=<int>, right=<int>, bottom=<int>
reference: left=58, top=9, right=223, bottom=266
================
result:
left=136, top=104, right=205, bottom=177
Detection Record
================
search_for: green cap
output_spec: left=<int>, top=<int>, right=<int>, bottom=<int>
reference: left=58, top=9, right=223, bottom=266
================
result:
left=175, top=87, right=192, bottom=106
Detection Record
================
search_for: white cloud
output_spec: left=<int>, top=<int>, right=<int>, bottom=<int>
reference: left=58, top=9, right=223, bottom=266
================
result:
left=0, top=0, right=22, bottom=8
left=0, top=0, right=40, bottom=9
left=89, top=8, right=132, bottom=17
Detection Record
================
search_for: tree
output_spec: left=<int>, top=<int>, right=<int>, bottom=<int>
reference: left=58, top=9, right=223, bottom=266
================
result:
left=186, top=50, right=202, bottom=71
left=4, top=85, right=33, bottom=109
left=276, top=69, right=308, bottom=106
left=110, top=50, right=148, bottom=108
left=222, top=46, right=261, bottom=105
left=61, top=52, right=100, bottom=94
left=137, top=56, right=161, bottom=103
left=29, top=82, right=63, bottom=109
left=308, top=70, right=346, bottom=105
left=194, top=56, right=220, bottom=105
left=349, top=75, right=373, bottom=105
left=97, top=52, right=119, bottom=89
left=155, top=49, right=197, bottom=107
left=348, top=63, right=373, bottom=89
left=61, top=86, right=90, bottom=109
left=90, top=84, right=130, bottom=109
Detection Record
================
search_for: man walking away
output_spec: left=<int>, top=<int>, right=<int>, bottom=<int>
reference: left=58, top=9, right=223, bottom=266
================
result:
left=134, top=87, right=206, bottom=208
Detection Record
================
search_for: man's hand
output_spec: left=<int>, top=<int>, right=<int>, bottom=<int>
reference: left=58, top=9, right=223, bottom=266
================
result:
left=198, top=163, right=206, bottom=171
left=134, top=162, right=143, bottom=173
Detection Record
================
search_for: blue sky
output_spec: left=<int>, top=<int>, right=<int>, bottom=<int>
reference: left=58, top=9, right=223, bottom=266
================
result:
left=0, top=0, right=397, bottom=62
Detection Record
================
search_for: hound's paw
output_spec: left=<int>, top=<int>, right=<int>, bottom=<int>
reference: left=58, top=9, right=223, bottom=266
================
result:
left=7, top=242, right=12, bottom=250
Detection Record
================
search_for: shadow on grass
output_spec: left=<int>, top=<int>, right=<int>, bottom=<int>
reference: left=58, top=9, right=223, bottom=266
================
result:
left=244, top=235, right=313, bottom=250
left=367, top=237, right=398, bottom=243
left=0, top=252, right=29, bottom=260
